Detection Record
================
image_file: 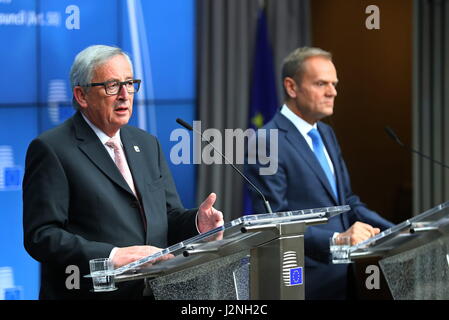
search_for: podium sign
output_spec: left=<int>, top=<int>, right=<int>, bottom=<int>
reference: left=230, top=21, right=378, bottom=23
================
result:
left=86, top=205, right=350, bottom=300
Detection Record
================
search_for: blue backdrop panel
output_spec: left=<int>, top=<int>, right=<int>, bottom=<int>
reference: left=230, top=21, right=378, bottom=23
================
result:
left=38, top=0, right=120, bottom=132
left=0, top=0, right=195, bottom=300
left=125, top=101, right=196, bottom=209
left=0, top=1, right=38, bottom=104
left=154, top=103, right=196, bottom=209
left=120, top=0, right=195, bottom=101
left=0, top=106, right=40, bottom=300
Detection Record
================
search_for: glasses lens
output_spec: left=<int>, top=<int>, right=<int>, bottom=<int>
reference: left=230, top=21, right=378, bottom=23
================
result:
left=125, top=80, right=136, bottom=93
left=105, top=81, right=120, bottom=95
left=104, top=80, right=140, bottom=95
left=132, top=80, right=140, bottom=93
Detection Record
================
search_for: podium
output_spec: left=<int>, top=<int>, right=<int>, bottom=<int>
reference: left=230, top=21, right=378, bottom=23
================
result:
left=93, top=205, right=349, bottom=300
left=349, top=201, right=449, bottom=299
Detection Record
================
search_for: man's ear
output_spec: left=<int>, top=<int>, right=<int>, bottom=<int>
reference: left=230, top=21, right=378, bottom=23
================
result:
left=73, top=86, right=89, bottom=109
left=283, top=77, right=298, bottom=99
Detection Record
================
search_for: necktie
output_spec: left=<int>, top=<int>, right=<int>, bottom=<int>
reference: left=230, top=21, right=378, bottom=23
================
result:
left=307, top=128, right=338, bottom=198
left=105, top=136, right=136, bottom=195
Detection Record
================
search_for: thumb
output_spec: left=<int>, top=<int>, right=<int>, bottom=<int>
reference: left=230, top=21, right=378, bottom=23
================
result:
left=200, top=192, right=216, bottom=210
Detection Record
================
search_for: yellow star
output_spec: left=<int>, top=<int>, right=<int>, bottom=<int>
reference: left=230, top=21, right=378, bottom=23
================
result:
left=251, top=112, right=264, bottom=128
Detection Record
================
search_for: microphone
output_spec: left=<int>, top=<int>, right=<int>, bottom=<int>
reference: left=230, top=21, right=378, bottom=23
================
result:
left=384, top=126, right=449, bottom=170
left=176, top=118, right=273, bottom=214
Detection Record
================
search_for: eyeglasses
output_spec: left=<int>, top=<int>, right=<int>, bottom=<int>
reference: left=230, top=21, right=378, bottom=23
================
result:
left=81, top=79, right=141, bottom=95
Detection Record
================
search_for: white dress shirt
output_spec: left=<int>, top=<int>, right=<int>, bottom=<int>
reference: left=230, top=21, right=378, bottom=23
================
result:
left=280, top=104, right=335, bottom=175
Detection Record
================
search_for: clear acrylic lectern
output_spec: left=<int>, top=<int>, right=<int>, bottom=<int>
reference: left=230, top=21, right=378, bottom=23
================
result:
left=86, top=205, right=350, bottom=300
left=349, top=200, right=449, bottom=299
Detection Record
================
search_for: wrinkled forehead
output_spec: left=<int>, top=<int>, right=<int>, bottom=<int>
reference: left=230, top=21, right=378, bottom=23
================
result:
left=92, top=55, right=134, bottom=81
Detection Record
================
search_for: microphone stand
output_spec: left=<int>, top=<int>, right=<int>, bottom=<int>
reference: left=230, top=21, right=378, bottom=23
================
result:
left=176, top=118, right=273, bottom=214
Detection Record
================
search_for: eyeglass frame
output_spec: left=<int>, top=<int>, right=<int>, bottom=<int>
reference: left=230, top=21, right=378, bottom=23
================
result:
left=79, top=79, right=141, bottom=96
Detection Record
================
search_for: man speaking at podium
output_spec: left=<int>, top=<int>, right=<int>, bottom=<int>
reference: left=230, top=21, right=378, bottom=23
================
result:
left=245, top=47, right=394, bottom=299
left=22, top=45, right=223, bottom=299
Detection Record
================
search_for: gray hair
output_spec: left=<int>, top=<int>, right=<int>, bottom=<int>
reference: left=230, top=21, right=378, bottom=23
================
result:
left=70, top=45, right=133, bottom=110
left=281, top=47, right=332, bottom=99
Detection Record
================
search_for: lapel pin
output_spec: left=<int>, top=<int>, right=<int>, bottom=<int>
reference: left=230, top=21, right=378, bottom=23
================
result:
left=134, top=146, right=140, bottom=152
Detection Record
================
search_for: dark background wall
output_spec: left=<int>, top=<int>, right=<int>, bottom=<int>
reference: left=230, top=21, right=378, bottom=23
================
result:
left=311, top=0, right=413, bottom=223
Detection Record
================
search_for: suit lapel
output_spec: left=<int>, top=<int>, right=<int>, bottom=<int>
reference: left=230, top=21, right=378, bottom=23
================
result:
left=318, top=123, right=344, bottom=204
left=275, top=113, right=339, bottom=204
left=120, top=128, right=151, bottom=241
left=72, top=112, right=134, bottom=196
left=318, top=123, right=351, bottom=229
left=120, top=127, right=146, bottom=199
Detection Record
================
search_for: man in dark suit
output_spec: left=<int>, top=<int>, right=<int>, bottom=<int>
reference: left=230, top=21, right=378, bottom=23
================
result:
left=22, top=45, right=223, bottom=299
left=245, top=47, right=394, bottom=299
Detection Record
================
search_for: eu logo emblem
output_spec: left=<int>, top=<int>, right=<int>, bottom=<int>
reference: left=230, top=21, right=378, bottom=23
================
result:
left=289, top=267, right=303, bottom=286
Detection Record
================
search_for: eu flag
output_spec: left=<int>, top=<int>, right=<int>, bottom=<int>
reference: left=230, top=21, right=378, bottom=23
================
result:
left=248, top=8, right=278, bottom=130
left=289, top=267, right=303, bottom=286
left=243, top=8, right=279, bottom=215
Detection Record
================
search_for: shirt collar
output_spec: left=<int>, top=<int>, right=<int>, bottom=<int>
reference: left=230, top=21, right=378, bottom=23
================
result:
left=80, top=112, right=122, bottom=146
left=280, top=104, right=317, bottom=137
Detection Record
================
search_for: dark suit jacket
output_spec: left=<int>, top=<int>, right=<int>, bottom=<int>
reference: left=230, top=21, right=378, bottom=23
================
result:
left=22, top=111, right=198, bottom=299
left=245, top=111, right=394, bottom=299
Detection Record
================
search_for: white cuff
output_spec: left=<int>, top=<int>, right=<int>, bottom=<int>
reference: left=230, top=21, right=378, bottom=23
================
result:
left=195, top=212, right=201, bottom=234
left=108, top=247, right=118, bottom=261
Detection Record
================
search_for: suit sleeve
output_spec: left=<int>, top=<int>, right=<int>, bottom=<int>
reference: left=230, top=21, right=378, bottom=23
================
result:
left=331, top=129, right=395, bottom=231
left=22, top=139, right=115, bottom=270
